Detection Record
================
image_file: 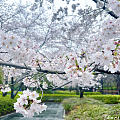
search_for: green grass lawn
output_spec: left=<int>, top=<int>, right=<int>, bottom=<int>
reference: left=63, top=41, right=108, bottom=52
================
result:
left=63, top=97, right=120, bottom=120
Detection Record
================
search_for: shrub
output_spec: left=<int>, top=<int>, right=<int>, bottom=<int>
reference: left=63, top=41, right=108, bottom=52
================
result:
left=41, top=94, right=79, bottom=102
left=45, top=90, right=102, bottom=96
left=88, top=95, right=120, bottom=104
left=0, top=94, right=19, bottom=116
left=0, top=68, right=3, bottom=84
left=63, top=104, right=73, bottom=114
left=84, top=92, right=102, bottom=95
left=54, top=90, right=76, bottom=95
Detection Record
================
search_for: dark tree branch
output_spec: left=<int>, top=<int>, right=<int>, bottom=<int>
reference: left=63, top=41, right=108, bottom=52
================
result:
left=52, top=81, right=72, bottom=90
left=1, top=61, right=120, bottom=75
left=12, top=72, right=30, bottom=85
left=0, top=61, right=65, bottom=74
left=95, top=68, right=120, bottom=75
left=0, top=61, right=31, bottom=70
left=13, top=82, right=24, bottom=99
left=92, top=0, right=119, bottom=19
left=0, top=52, right=8, bottom=53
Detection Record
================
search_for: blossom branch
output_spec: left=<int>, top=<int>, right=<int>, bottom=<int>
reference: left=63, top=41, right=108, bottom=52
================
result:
left=92, top=0, right=119, bottom=19
left=95, top=68, right=120, bottom=75
left=52, top=81, right=72, bottom=90
left=0, top=61, right=65, bottom=74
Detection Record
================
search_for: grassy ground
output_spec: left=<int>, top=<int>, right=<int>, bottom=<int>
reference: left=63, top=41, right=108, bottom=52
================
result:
left=63, top=97, right=120, bottom=120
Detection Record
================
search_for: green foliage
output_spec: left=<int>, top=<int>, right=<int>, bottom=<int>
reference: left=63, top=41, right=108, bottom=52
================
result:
left=88, top=95, right=120, bottom=104
left=62, top=98, right=81, bottom=114
left=0, top=68, right=3, bottom=84
left=63, top=97, right=120, bottom=120
left=103, top=87, right=117, bottom=90
left=63, top=104, right=73, bottom=114
left=37, top=90, right=79, bottom=102
left=84, top=92, right=102, bottom=95
left=41, top=94, right=79, bottom=102
left=45, top=90, right=101, bottom=96
left=0, top=91, right=23, bottom=95
left=53, top=90, right=76, bottom=95
left=40, top=90, right=53, bottom=94
left=40, top=90, right=76, bottom=95
left=0, top=94, right=19, bottom=116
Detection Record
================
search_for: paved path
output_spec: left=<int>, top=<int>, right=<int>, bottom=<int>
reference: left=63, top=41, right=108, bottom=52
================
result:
left=0, top=102, right=64, bottom=120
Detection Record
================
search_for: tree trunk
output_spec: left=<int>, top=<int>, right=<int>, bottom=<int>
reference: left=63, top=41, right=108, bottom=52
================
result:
left=116, top=75, right=120, bottom=95
left=2, top=92, right=7, bottom=96
left=76, top=85, right=79, bottom=95
left=79, top=87, right=84, bottom=98
left=2, top=76, right=8, bottom=97
left=11, top=77, right=14, bottom=99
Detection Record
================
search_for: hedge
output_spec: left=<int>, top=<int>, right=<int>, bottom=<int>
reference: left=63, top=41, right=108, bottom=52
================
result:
left=0, top=89, right=102, bottom=95
left=0, top=68, right=3, bottom=84
left=40, top=94, right=79, bottom=102
left=87, top=95, right=120, bottom=104
left=84, top=92, right=102, bottom=95
left=54, top=91, right=102, bottom=95
left=0, top=95, right=19, bottom=116
left=53, top=90, right=76, bottom=95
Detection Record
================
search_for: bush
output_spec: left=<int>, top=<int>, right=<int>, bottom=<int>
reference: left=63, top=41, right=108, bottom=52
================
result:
left=44, top=90, right=102, bottom=96
left=0, top=68, right=3, bottom=84
left=84, top=92, right=102, bottom=95
left=0, top=94, right=19, bottom=116
left=63, top=104, right=73, bottom=114
left=41, top=94, right=79, bottom=102
left=0, top=91, right=23, bottom=95
left=54, top=90, right=76, bottom=95
left=88, top=95, right=120, bottom=104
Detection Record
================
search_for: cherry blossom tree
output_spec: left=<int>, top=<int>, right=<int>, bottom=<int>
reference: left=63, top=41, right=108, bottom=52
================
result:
left=0, top=0, right=120, bottom=118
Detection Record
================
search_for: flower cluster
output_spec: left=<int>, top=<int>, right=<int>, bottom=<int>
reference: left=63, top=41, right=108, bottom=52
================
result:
left=14, top=89, right=47, bottom=118
left=0, top=30, right=47, bottom=69
left=46, top=74, right=69, bottom=87
left=42, top=82, right=48, bottom=89
left=63, top=52, right=97, bottom=87
left=22, top=77, right=40, bottom=88
left=87, top=18, right=120, bottom=73
left=108, top=0, right=120, bottom=17
left=1, top=85, right=11, bottom=93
